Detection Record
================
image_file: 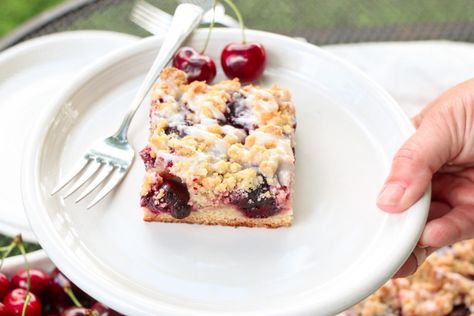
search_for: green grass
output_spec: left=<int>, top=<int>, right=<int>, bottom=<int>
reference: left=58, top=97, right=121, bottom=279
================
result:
left=0, top=235, right=41, bottom=257
left=0, top=0, right=64, bottom=37
left=66, top=0, right=474, bottom=43
left=2, top=0, right=474, bottom=40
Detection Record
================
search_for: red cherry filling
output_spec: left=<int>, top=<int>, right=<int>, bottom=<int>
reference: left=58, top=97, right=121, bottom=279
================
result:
left=139, top=146, right=156, bottom=170
left=164, top=126, right=186, bottom=138
left=143, top=178, right=191, bottom=219
left=223, top=93, right=247, bottom=130
left=3, top=289, right=42, bottom=316
left=232, top=178, right=278, bottom=218
left=173, top=47, right=216, bottom=84
left=221, top=42, right=266, bottom=84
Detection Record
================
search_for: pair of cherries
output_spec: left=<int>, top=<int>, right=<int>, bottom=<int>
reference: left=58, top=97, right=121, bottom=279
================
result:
left=172, top=42, right=266, bottom=84
left=173, top=0, right=266, bottom=85
left=0, top=268, right=119, bottom=316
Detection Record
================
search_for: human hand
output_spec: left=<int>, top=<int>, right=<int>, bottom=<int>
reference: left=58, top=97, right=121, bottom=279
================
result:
left=376, top=78, right=474, bottom=278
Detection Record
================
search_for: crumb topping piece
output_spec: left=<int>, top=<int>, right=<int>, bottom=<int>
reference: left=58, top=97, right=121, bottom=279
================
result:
left=350, top=239, right=474, bottom=316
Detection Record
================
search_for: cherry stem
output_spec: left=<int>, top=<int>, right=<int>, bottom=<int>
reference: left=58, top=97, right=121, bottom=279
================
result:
left=0, top=239, right=17, bottom=270
left=21, top=293, right=30, bottom=316
left=221, top=0, right=246, bottom=43
left=64, top=286, right=83, bottom=308
left=201, top=0, right=216, bottom=54
left=16, top=236, right=30, bottom=293
left=16, top=235, right=31, bottom=316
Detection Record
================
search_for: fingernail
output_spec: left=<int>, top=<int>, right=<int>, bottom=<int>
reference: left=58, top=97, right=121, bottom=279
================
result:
left=377, top=183, right=406, bottom=207
left=413, top=247, right=427, bottom=266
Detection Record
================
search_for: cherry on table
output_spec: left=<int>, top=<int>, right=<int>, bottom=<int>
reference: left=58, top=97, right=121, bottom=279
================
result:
left=11, top=268, right=51, bottom=296
left=221, top=42, right=266, bottom=84
left=91, top=302, right=122, bottom=316
left=48, top=269, right=94, bottom=306
left=60, top=307, right=94, bottom=316
left=173, top=47, right=216, bottom=83
left=0, top=273, right=9, bottom=300
left=3, top=288, right=42, bottom=316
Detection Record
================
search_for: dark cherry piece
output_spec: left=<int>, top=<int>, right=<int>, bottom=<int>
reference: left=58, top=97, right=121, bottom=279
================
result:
left=449, top=304, right=470, bottom=316
left=3, top=289, right=42, bottom=316
left=221, top=42, right=266, bottom=84
left=11, top=268, right=51, bottom=296
left=164, top=126, right=186, bottom=138
left=223, top=93, right=249, bottom=133
left=173, top=47, right=216, bottom=83
left=0, top=302, right=6, bottom=316
left=91, top=302, right=122, bottom=316
left=232, top=177, right=278, bottom=218
left=159, top=179, right=191, bottom=219
left=0, top=274, right=8, bottom=300
left=142, top=178, right=191, bottom=219
left=60, top=307, right=94, bottom=316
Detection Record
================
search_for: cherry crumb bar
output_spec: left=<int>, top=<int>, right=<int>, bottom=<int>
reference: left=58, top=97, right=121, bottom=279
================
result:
left=344, top=239, right=474, bottom=316
left=139, top=67, right=296, bottom=228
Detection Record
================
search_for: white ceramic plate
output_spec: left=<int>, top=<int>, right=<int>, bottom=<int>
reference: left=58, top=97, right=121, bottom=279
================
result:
left=22, top=29, right=430, bottom=315
left=0, top=31, right=138, bottom=241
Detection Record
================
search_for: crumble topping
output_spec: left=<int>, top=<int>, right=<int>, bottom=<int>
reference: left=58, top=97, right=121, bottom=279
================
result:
left=347, top=239, right=474, bottom=316
left=142, top=67, right=296, bottom=208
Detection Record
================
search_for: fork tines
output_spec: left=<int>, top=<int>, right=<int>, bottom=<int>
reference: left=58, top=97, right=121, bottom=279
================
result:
left=51, top=156, right=126, bottom=209
left=130, top=0, right=173, bottom=34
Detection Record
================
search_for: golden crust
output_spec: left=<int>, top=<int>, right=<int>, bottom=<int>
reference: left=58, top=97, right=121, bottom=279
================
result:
left=143, top=206, right=292, bottom=228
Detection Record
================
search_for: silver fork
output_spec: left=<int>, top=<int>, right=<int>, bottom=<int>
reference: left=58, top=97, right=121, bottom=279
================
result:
left=51, top=3, right=204, bottom=208
left=130, top=0, right=174, bottom=35
left=131, top=0, right=239, bottom=36
left=181, top=0, right=240, bottom=27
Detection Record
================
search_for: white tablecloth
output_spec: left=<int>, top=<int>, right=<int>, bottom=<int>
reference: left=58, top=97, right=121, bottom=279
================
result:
left=325, top=41, right=474, bottom=117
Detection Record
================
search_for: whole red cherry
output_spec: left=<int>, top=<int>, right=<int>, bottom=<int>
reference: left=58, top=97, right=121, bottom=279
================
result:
left=11, top=268, right=50, bottom=296
left=91, top=302, right=121, bottom=316
left=3, top=289, right=41, bottom=316
left=173, top=47, right=216, bottom=83
left=48, top=269, right=94, bottom=307
left=0, top=274, right=9, bottom=300
left=60, top=307, right=94, bottom=316
left=221, top=42, right=266, bottom=84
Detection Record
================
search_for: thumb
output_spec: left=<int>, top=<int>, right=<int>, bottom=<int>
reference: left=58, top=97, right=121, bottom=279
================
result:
left=377, top=116, right=452, bottom=213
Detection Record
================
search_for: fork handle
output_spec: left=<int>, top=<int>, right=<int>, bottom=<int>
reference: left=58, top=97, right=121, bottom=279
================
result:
left=113, top=3, right=203, bottom=142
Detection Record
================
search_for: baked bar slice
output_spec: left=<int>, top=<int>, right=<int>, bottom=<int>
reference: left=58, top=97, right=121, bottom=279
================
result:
left=343, top=239, right=474, bottom=316
left=140, top=67, right=296, bottom=228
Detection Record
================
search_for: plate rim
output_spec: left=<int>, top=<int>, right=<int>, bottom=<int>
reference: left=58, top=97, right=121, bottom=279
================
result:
left=21, top=28, right=430, bottom=315
left=0, top=30, right=138, bottom=63
left=0, top=30, right=139, bottom=242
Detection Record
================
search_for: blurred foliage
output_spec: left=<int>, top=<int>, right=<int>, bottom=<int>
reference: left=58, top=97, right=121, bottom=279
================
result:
left=65, top=0, right=474, bottom=43
left=0, top=235, right=41, bottom=257
left=2, top=0, right=474, bottom=41
left=0, top=0, right=63, bottom=37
